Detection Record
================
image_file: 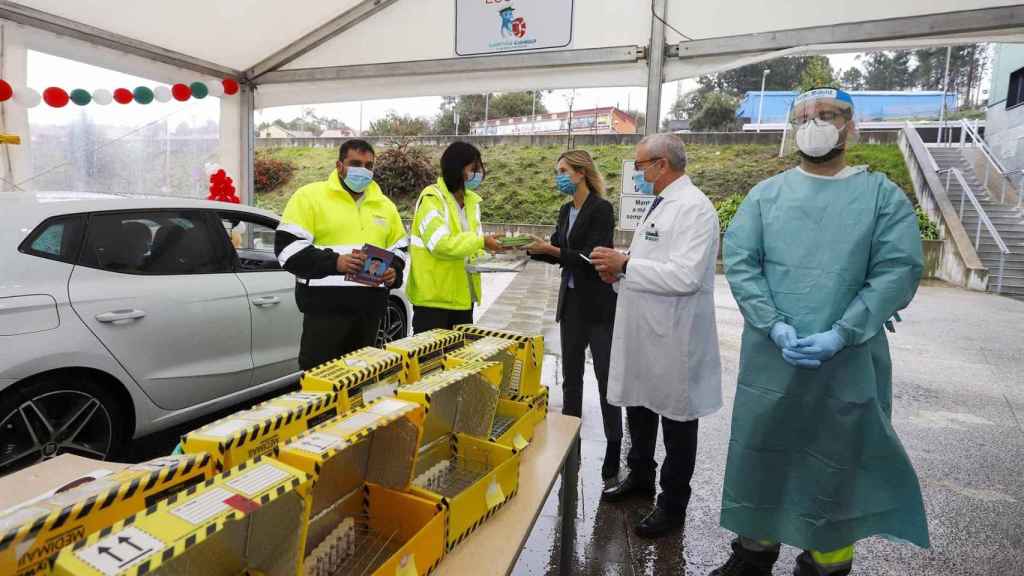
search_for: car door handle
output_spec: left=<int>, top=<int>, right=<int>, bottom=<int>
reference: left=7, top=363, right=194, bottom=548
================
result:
left=251, top=296, right=281, bottom=308
left=95, top=309, right=147, bottom=323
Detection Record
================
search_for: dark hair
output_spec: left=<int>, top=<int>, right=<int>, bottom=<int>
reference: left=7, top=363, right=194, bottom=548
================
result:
left=339, top=139, right=375, bottom=161
left=440, top=141, right=484, bottom=192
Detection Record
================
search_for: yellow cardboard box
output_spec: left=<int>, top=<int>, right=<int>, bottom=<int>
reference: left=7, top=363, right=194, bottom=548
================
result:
left=182, top=390, right=340, bottom=472
left=443, top=336, right=521, bottom=398
left=301, top=347, right=403, bottom=410
left=0, top=454, right=213, bottom=576
left=453, top=325, right=544, bottom=400
left=384, top=329, right=464, bottom=384
left=274, top=398, right=445, bottom=576
left=396, top=362, right=501, bottom=445
left=489, top=387, right=549, bottom=451
left=53, top=457, right=313, bottom=576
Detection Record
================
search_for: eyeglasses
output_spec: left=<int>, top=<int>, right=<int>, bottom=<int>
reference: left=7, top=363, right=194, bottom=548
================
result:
left=633, top=157, right=663, bottom=171
left=793, top=110, right=850, bottom=125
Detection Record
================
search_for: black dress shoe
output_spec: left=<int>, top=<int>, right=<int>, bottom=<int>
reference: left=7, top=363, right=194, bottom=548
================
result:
left=601, top=441, right=621, bottom=480
left=601, top=473, right=655, bottom=502
left=708, top=538, right=779, bottom=576
left=633, top=506, right=684, bottom=538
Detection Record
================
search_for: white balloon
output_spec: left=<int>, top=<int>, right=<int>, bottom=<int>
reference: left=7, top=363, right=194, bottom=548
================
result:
left=92, top=88, right=113, bottom=106
left=153, top=86, right=172, bottom=103
left=14, top=87, right=40, bottom=108
left=206, top=80, right=225, bottom=98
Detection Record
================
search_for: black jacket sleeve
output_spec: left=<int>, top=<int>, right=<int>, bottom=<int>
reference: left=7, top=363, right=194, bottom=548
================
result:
left=274, top=229, right=338, bottom=280
left=558, top=200, right=614, bottom=272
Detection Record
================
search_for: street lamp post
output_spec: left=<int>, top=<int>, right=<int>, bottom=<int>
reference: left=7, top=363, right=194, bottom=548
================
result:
left=756, top=69, right=771, bottom=133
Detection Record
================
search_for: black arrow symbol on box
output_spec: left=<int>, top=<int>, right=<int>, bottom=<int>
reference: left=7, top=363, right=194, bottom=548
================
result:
left=118, top=536, right=144, bottom=552
left=97, top=547, right=123, bottom=562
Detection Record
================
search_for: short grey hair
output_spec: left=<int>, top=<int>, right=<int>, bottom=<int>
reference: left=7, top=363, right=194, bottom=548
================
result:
left=639, top=133, right=687, bottom=171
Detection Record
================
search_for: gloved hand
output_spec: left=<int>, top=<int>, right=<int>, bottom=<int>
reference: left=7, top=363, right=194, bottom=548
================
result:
left=770, top=322, right=798, bottom=351
left=782, top=329, right=847, bottom=369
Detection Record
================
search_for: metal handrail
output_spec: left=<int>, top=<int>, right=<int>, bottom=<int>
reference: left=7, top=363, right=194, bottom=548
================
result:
left=957, top=119, right=1024, bottom=207
left=938, top=166, right=1010, bottom=294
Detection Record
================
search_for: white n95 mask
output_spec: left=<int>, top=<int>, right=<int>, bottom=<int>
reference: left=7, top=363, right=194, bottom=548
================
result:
left=795, top=119, right=842, bottom=158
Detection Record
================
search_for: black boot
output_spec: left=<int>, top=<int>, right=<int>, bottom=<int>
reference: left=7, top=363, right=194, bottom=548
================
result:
left=634, top=506, right=684, bottom=538
left=601, top=441, right=621, bottom=480
left=792, top=552, right=851, bottom=576
left=601, top=473, right=655, bottom=502
left=708, top=538, right=779, bottom=576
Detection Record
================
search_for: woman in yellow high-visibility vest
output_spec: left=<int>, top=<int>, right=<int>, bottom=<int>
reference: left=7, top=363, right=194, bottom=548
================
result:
left=407, top=142, right=505, bottom=332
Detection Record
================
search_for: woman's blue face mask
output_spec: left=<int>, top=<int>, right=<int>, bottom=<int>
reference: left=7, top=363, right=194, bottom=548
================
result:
left=466, top=171, right=484, bottom=190
left=555, top=173, right=577, bottom=195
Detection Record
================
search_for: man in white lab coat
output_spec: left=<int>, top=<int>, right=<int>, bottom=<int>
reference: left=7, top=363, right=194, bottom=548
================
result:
left=591, top=133, right=722, bottom=538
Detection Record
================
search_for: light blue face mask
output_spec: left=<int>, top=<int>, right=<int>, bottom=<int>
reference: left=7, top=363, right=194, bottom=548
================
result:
left=343, top=166, right=374, bottom=193
left=555, top=173, right=576, bottom=195
left=465, top=171, right=484, bottom=191
left=632, top=171, right=655, bottom=195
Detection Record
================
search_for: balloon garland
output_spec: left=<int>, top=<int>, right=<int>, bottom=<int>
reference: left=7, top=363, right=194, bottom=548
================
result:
left=206, top=163, right=240, bottom=204
left=0, top=78, right=240, bottom=108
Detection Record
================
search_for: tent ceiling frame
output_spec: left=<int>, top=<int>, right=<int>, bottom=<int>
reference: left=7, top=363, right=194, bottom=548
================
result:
left=675, top=5, right=1024, bottom=60
left=253, top=45, right=642, bottom=85
left=0, top=1, right=240, bottom=78
left=245, top=0, right=400, bottom=81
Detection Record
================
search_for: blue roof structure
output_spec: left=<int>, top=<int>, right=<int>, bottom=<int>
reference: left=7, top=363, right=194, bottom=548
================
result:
left=738, top=91, right=960, bottom=124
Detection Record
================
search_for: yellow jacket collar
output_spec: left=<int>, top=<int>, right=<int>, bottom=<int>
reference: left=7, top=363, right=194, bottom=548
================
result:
left=435, top=177, right=481, bottom=205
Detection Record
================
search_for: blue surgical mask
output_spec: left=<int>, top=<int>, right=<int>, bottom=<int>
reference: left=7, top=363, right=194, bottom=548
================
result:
left=632, top=171, right=654, bottom=195
left=466, top=171, right=484, bottom=191
left=343, top=166, right=373, bottom=193
left=555, top=173, right=576, bottom=195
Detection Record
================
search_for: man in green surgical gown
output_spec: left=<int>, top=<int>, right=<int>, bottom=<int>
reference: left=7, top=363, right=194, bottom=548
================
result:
left=710, top=88, right=929, bottom=576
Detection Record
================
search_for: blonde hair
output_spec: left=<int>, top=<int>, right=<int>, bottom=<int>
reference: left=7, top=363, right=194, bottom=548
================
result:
left=557, top=150, right=606, bottom=197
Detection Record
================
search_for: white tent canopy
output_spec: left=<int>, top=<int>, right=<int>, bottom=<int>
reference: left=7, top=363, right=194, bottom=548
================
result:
left=1, top=0, right=1022, bottom=200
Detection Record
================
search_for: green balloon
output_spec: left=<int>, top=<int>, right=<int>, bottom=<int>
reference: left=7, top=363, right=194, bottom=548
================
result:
left=69, top=88, right=92, bottom=106
left=133, top=86, right=154, bottom=105
left=190, top=82, right=208, bottom=99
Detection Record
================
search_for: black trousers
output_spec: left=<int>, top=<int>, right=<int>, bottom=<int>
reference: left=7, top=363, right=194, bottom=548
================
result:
left=412, top=305, right=474, bottom=333
left=627, top=407, right=699, bottom=515
left=299, top=308, right=383, bottom=371
left=560, top=288, right=622, bottom=443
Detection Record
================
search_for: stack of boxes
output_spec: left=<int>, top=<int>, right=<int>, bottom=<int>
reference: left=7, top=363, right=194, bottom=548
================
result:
left=34, top=325, right=546, bottom=575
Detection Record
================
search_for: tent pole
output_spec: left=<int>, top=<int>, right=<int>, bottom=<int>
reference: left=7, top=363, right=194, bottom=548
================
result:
left=240, top=84, right=256, bottom=206
left=645, top=0, right=667, bottom=135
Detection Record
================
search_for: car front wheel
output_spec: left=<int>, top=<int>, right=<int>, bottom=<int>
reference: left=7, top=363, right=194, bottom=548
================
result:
left=376, top=296, right=409, bottom=346
left=0, top=374, right=125, bottom=476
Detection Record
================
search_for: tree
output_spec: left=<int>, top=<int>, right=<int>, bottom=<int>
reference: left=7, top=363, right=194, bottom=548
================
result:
left=689, top=93, right=741, bottom=131
left=700, top=57, right=829, bottom=95
left=913, top=45, right=989, bottom=107
left=839, top=67, right=866, bottom=91
left=622, top=109, right=645, bottom=134
left=365, top=112, right=432, bottom=136
left=797, top=56, right=836, bottom=92
left=433, top=91, right=547, bottom=134
left=862, top=51, right=914, bottom=90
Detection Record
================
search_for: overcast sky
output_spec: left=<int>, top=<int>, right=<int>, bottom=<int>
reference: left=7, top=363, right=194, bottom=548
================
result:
left=27, top=50, right=870, bottom=132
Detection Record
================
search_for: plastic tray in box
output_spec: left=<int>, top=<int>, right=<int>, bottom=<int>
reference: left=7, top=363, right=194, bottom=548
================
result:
left=396, top=361, right=501, bottom=446
left=385, top=329, right=464, bottom=384
left=301, top=347, right=403, bottom=410
left=453, top=325, right=544, bottom=400
left=273, top=398, right=445, bottom=576
left=53, top=457, right=313, bottom=576
left=182, top=390, right=340, bottom=472
left=409, top=433, right=520, bottom=552
left=489, top=387, right=549, bottom=451
left=0, top=453, right=213, bottom=576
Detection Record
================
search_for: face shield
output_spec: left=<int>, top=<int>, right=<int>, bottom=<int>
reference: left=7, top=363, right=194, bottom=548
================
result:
left=785, top=88, right=858, bottom=163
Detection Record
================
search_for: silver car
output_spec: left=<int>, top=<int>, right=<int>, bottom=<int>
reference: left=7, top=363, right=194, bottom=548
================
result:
left=0, top=192, right=411, bottom=474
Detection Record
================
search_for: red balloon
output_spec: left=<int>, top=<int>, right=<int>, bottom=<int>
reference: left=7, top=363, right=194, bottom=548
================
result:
left=171, top=83, right=192, bottom=101
left=113, top=88, right=134, bottom=104
left=222, top=79, right=239, bottom=96
left=43, top=87, right=70, bottom=108
left=0, top=80, right=12, bottom=102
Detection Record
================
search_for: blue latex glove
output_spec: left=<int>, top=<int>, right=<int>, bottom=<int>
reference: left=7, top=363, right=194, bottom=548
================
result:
left=770, top=322, right=798, bottom=351
left=783, top=329, right=847, bottom=369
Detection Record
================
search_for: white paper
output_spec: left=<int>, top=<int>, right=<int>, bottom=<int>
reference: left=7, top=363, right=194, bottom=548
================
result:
left=225, top=464, right=291, bottom=497
left=74, top=526, right=164, bottom=575
left=169, top=487, right=233, bottom=525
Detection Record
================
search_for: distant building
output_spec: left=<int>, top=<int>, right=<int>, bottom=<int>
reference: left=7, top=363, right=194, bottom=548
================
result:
left=984, top=44, right=1024, bottom=175
left=259, top=125, right=315, bottom=139
left=470, top=107, right=637, bottom=136
left=320, top=128, right=356, bottom=138
left=665, top=119, right=690, bottom=133
left=737, top=91, right=960, bottom=128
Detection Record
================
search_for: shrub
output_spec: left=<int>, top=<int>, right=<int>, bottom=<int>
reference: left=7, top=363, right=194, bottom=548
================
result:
left=374, top=144, right=437, bottom=200
left=715, top=194, right=745, bottom=231
left=916, top=207, right=940, bottom=240
left=254, top=156, right=295, bottom=193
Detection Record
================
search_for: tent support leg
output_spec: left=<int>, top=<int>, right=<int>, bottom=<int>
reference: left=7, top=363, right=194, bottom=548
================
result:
left=240, top=84, right=256, bottom=206
left=644, top=0, right=667, bottom=136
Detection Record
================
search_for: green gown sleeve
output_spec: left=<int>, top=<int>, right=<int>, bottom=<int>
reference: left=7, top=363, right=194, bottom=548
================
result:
left=833, top=178, right=924, bottom=346
left=723, top=186, right=786, bottom=333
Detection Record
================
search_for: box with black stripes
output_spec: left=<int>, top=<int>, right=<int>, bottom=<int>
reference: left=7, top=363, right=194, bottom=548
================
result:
left=384, top=328, right=464, bottom=384
left=451, top=325, right=545, bottom=400
left=301, top=347, right=403, bottom=411
left=0, top=453, right=213, bottom=576
left=273, top=398, right=444, bottom=576
left=489, top=387, right=549, bottom=452
left=53, top=457, right=313, bottom=576
left=181, top=390, right=340, bottom=473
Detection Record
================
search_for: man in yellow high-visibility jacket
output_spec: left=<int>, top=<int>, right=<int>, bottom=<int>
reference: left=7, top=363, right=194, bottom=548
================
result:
left=274, top=140, right=408, bottom=369
left=407, top=142, right=504, bottom=332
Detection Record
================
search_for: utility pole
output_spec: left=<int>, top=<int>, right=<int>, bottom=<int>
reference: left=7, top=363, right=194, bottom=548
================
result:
left=531, top=90, right=537, bottom=135
left=938, top=46, right=952, bottom=145
left=484, top=93, right=490, bottom=126
left=757, top=69, right=771, bottom=133
left=564, top=89, right=576, bottom=150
